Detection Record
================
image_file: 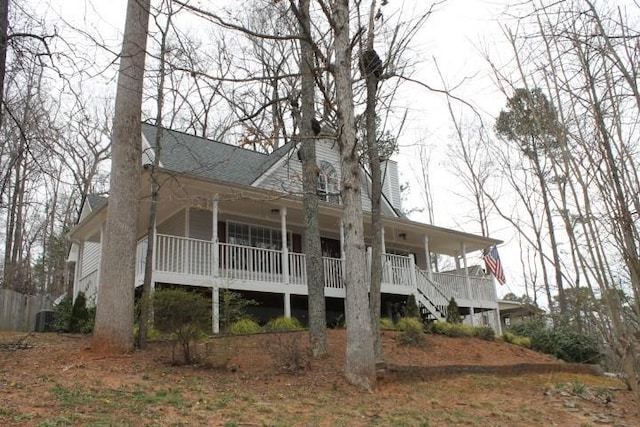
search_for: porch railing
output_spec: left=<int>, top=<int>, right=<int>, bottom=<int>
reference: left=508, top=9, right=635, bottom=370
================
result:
left=432, top=271, right=495, bottom=302
left=137, top=234, right=495, bottom=304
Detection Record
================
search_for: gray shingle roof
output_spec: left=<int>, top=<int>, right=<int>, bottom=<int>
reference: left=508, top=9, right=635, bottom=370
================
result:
left=86, top=194, right=107, bottom=210
left=142, top=123, right=293, bottom=185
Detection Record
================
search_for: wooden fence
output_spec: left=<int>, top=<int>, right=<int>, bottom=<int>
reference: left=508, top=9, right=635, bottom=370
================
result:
left=0, top=288, right=53, bottom=332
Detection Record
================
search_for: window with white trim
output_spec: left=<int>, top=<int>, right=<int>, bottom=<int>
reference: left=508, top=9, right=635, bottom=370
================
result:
left=227, top=222, right=291, bottom=250
left=317, top=160, right=340, bottom=204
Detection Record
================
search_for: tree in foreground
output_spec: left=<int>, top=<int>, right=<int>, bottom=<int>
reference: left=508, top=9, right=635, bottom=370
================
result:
left=326, top=0, right=376, bottom=391
left=93, top=0, right=151, bottom=353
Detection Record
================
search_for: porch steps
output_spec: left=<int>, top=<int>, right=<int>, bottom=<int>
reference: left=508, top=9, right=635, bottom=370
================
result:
left=413, top=268, right=449, bottom=324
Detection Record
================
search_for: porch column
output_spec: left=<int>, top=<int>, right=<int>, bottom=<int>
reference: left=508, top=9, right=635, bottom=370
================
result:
left=212, top=199, right=220, bottom=334
left=461, top=242, right=475, bottom=326
left=151, top=217, right=158, bottom=284
left=73, top=240, right=84, bottom=300
left=212, top=285, right=220, bottom=334
left=409, top=254, right=417, bottom=288
left=423, top=235, right=433, bottom=281
left=281, top=207, right=291, bottom=318
left=366, top=246, right=372, bottom=288
left=339, top=218, right=345, bottom=259
left=184, top=207, right=190, bottom=273
left=212, top=199, right=219, bottom=278
left=381, top=226, right=386, bottom=254
left=96, top=223, right=105, bottom=300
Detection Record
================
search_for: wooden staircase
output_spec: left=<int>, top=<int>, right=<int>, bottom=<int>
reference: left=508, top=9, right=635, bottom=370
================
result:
left=413, top=267, right=449, bottom=324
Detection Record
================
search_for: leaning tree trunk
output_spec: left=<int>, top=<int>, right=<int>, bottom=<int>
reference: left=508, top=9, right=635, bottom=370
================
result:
left=93, top=0, right=150, bottom=354
left=332, top=0, right=376, bottom=391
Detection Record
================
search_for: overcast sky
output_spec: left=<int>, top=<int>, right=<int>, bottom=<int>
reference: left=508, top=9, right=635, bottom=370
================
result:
left=45, top=0, right=525, bottom=296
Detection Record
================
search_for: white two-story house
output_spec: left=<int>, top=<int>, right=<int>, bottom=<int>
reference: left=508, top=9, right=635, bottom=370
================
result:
left=68, top=123, right=503, bottom=333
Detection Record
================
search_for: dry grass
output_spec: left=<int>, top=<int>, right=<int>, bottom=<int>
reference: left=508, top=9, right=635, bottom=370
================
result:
left=0, top=330, right=637, bottom=426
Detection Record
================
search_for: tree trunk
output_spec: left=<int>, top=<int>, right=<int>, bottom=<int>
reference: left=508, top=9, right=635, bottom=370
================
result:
left=363, top=0, right=383, bottom=363
left=333, top=0, right=375, bottom=391
left=298, top=0, right=327, bottom=358
left=0, top=0, right=8, bottom=129
left=93, top=0, right=150, bottom=354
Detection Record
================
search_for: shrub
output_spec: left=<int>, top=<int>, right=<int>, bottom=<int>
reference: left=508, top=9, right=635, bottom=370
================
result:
left=473, top=326, right=495, bottom=341
left=507, top=316, right=547, bottom=337
left=379, top=317, right=395, bottom=330
left=153, top=288, right=211, bottom=364
left=202, top=336, right=235, bottom=369
left=264, top=316, right=303, bottom=332
left=229, top=318, right=261, bottom=335
left=508, top=318, right=600, bottom=363
left=53, top=294, right=73, bottom=332
left=219, top=289, right=258, bottom=333
left=532, top=328, right=600, bottom=364
left=396, top=317, right=424, bottom=346
left=53, top=292, right=95, bottom=333
left=405, top=294, right=420, bottom=318
left=263, top=332, right=308, bottom=373
left=445, top=298, right=462, bottom=324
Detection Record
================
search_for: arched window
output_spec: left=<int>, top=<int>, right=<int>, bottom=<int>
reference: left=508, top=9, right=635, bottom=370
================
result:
left=317, top=161, right=340, bottom=204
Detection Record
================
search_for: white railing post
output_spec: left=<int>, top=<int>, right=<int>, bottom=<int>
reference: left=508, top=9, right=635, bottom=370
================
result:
left=409, top=254, right=417, bottom=289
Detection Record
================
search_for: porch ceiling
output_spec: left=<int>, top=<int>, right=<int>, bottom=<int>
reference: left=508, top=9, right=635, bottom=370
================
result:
left=72, top=168, right=501, bottom=257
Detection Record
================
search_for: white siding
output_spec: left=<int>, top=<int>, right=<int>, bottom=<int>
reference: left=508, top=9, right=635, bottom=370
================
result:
left=78, top=241, right=101, bottom=302
left=257, top=140, right=402, bottom=215
left=258, top=154, right=304, bottom=195
left=381, top=160, right=401, bottom=211
left=189, top=208, right=213, bottom=240
left=158, top=210, right=186, bottom=236
left=81, top=242, right=101, bottom=277
left=258, top=139, right=342, bottom=198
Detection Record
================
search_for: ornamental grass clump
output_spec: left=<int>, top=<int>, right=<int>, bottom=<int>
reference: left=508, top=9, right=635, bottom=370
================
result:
left=229, top=318, right=261, bottom=335
left=379, top=317, right=395, bottom=330
left=264, top=316, right=303, bottom=332
left=502, top=332, right=532, bottom=348
left=429, top=321, right=475, bottom=337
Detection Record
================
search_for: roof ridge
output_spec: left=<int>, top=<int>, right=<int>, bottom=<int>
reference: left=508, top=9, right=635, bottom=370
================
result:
left=143, top=122, right=277, bottom=157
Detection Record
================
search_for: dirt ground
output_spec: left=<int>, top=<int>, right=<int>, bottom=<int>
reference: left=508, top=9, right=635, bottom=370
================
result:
left=0, top=329, right=638, bottom=426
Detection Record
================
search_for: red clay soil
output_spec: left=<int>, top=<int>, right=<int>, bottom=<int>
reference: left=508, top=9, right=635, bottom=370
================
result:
left=0, top=329, right=637, bottom=426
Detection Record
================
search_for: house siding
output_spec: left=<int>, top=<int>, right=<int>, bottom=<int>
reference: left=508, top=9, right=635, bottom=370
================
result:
left=381, top=160, right=401, bottom=211
left=189, top=208, right=213, bottom=240
left=158, top=210, right=186, bottom=236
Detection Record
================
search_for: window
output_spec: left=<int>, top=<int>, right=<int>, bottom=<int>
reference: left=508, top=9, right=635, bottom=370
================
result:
left=317, top=161, right=340, bottom=204
left=227, top=222, right=291, bottom=251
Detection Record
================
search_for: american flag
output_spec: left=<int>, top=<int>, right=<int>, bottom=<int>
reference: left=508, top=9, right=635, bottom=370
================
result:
left=484, top=246, right=506, bottom=285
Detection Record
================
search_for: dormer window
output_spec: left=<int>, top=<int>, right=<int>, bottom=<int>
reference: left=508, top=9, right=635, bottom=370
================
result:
left=317, top=161, right=340, bottom=204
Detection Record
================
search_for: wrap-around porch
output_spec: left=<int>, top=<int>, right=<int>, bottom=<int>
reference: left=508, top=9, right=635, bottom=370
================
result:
left=72, top=179, right=501, bottom=333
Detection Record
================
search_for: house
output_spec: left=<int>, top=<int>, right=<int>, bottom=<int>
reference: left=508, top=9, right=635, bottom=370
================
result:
left=498, top=299, right=544, bottom=331
left=67, top=123, right=503, bottom=333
